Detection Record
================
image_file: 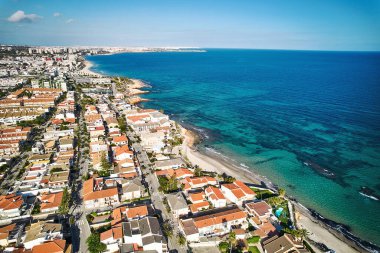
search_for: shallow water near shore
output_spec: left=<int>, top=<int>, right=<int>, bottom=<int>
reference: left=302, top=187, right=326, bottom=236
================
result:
left=87, top=49, right=380, bottom=246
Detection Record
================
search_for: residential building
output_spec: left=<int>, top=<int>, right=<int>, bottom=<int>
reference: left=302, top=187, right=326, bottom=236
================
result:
left=182, top=176, right=218, bottom=191
left=205, top=186, right=227, bottom=208
left=0, top=194, right=25, bottom=218
left=179, top=206, right=248, bottom=242
left=262, top=234, right=308, bottom=253
left=83, top=178, right=120, bottom=209
left=245, top=201, right=272, bottom=223
left=154, top=158, right=185, bottom=170
left=122, top=217, right=168, bottom=253
left=166, top=192, right=189, bottom=218
left=121, top=178, right=146, bottom=201
left=39, top=191, right=63, bottom=213
left=23, top=222, right=63, bottom=250
left=221, top=180, right=256, bottom=205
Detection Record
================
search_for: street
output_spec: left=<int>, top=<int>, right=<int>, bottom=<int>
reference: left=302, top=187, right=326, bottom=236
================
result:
left=128, top=125, right=188, bottom=253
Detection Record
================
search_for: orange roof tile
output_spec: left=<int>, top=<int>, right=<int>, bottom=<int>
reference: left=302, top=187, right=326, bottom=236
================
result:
left=112, top=135, right=128, bottom=143
left=114, top=145, right=133, bottom=157
left=189, top=201, right=210, bottom=213
left=112, top=206, right=127, bottom=220
left=193, top=207, right=246, bottom=229
left=100, top=227, right=123, bottom=242
left=83, top=179, right=119, bottom=201
left=0, top=194, right=24, bottom=211
left=31, top=239, right=66, bottom=253
left=174, top=168, right=193, bottom=178
left=40, top=191, right=63, bottom=211
left=189, top=192, right=205, bottom=203
left=119, top=172, right=138, bottom=179
left=155, top=169, right=175, bottom=177
left=234, top=180, right=256, bottom=196
left=205, top=186, right=226, bottom=200
left=127, top=205, right=149, bottom=219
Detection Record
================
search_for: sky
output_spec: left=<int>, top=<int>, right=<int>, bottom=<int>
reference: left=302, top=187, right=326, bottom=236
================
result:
left=0, top=0, right=379, bottom=51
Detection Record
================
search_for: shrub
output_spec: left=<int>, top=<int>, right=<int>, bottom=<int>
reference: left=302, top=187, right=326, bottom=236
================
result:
left=248, top=246, right=260, bottom=253
left=247, top=236, right=260, bottom=244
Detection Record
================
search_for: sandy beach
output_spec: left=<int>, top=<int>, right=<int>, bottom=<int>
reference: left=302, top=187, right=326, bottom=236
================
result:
left=180, top=127, right=361, bottom=253
left=80, top=60, right=103, bottom=77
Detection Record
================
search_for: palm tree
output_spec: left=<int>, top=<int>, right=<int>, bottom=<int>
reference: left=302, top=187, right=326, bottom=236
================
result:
left=194, top=166, right=202, bottom=177
left=162, top=221, right=173, bottom=238
left=297, top=229, right=309, bottom=241
left=177, top=233, right=186, bottom=246
left=227, top=231, right=236, bottom=252
left=168, top=175, right=177, bottom=192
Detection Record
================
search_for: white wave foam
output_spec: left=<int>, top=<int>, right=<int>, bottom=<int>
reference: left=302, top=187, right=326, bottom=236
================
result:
left=240, top=163, right=249, bottom=169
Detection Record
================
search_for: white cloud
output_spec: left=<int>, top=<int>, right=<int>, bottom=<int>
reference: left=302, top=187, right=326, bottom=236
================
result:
left=53, top=12, right=61, bottom=17
left=65, top=18, right=74, bottom=24
left=7, top=10, right=41, bottom=23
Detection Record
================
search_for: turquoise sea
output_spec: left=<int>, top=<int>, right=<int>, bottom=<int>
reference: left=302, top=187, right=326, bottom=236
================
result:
left=87, top=49, right=380, bottom=247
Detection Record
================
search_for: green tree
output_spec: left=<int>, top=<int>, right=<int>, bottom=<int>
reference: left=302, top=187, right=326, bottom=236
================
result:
left=228, top=231, right=237, bottom=248
left=296, top=228, right=309, bottom=241
left=99, top=152, right=111, bottom=177
left=162, top=221, right=173, bottom=238
left=225, top=176, right=236, bottom=183
left=177, top=233, right=186, bottom=246
left=267, top=196, right=283, bottom=207
left=194, top=165, right=202, bottom=177
left=218, top=241, right=230, bottom=253
left=158, top=175, right=178, bottom=193
left=86, top=233, right=106, bottom=253
left=117, top=116, right=127, bottom=133
left=168, top=175, right=178, bottom=192
left=283, top=228, right=309, bottom=241
left=32, top=202, right=41, bottom=214
left=58, top=187, right=70, bottom=215
left=278, top=188, right=286, bottom=198
left=69, top=216, right=75, bottom=225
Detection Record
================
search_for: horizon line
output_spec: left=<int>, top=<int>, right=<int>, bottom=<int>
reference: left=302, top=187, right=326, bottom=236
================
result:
left=1, top=43, right=379, bottom=53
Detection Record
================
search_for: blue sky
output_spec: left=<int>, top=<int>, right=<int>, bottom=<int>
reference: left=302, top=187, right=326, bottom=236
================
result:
left=0, top=0, right=379, bottom=51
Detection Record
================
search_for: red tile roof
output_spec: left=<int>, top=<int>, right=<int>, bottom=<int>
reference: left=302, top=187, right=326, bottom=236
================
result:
left=31, top=239, right=66, bottom=253
left=112, top=135, right=128, bottom=143
left=40, top=191, right=63, bottom=211
left=193, top=207, right=246, bottom=229
left=0, top=194, right=24, bottom=211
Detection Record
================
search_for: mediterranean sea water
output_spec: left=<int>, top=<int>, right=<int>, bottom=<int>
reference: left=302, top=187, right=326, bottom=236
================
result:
left=87, top=49, right=380, bottom=246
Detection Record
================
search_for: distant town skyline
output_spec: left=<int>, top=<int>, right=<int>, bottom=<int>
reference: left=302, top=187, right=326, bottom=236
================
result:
left=0, top=0, right=379, bottom=51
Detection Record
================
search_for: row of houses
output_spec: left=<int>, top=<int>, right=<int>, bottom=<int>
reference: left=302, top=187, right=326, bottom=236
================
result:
left=0, top=126, right=32, bottom=159
left=0, top=48, right=82, bottom=253
left=0, top=93, right=78, bottom=220
left=0, top=88, right=63, bottom=126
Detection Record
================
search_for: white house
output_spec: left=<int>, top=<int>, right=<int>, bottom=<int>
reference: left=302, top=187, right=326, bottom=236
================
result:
left=0, top=194, right=24, bottom=218
left=121, top=179, right=146, bottom=201
left=179, top=206, right=248, bottom=242
left=113, top=145, right=133, bottom=161
left=205, top=186, right=227, bottom=208
left=221, top=180, right=256, bottom=206
left=82, top=178, right=120, bottom=209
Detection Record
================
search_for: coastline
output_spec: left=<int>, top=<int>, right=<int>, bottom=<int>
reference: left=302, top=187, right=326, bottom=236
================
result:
left=181, top=127, right=379, bottom=253
left=82, top=60, right=378, bottom=253
left=80, top=60, right=103, bottom=77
